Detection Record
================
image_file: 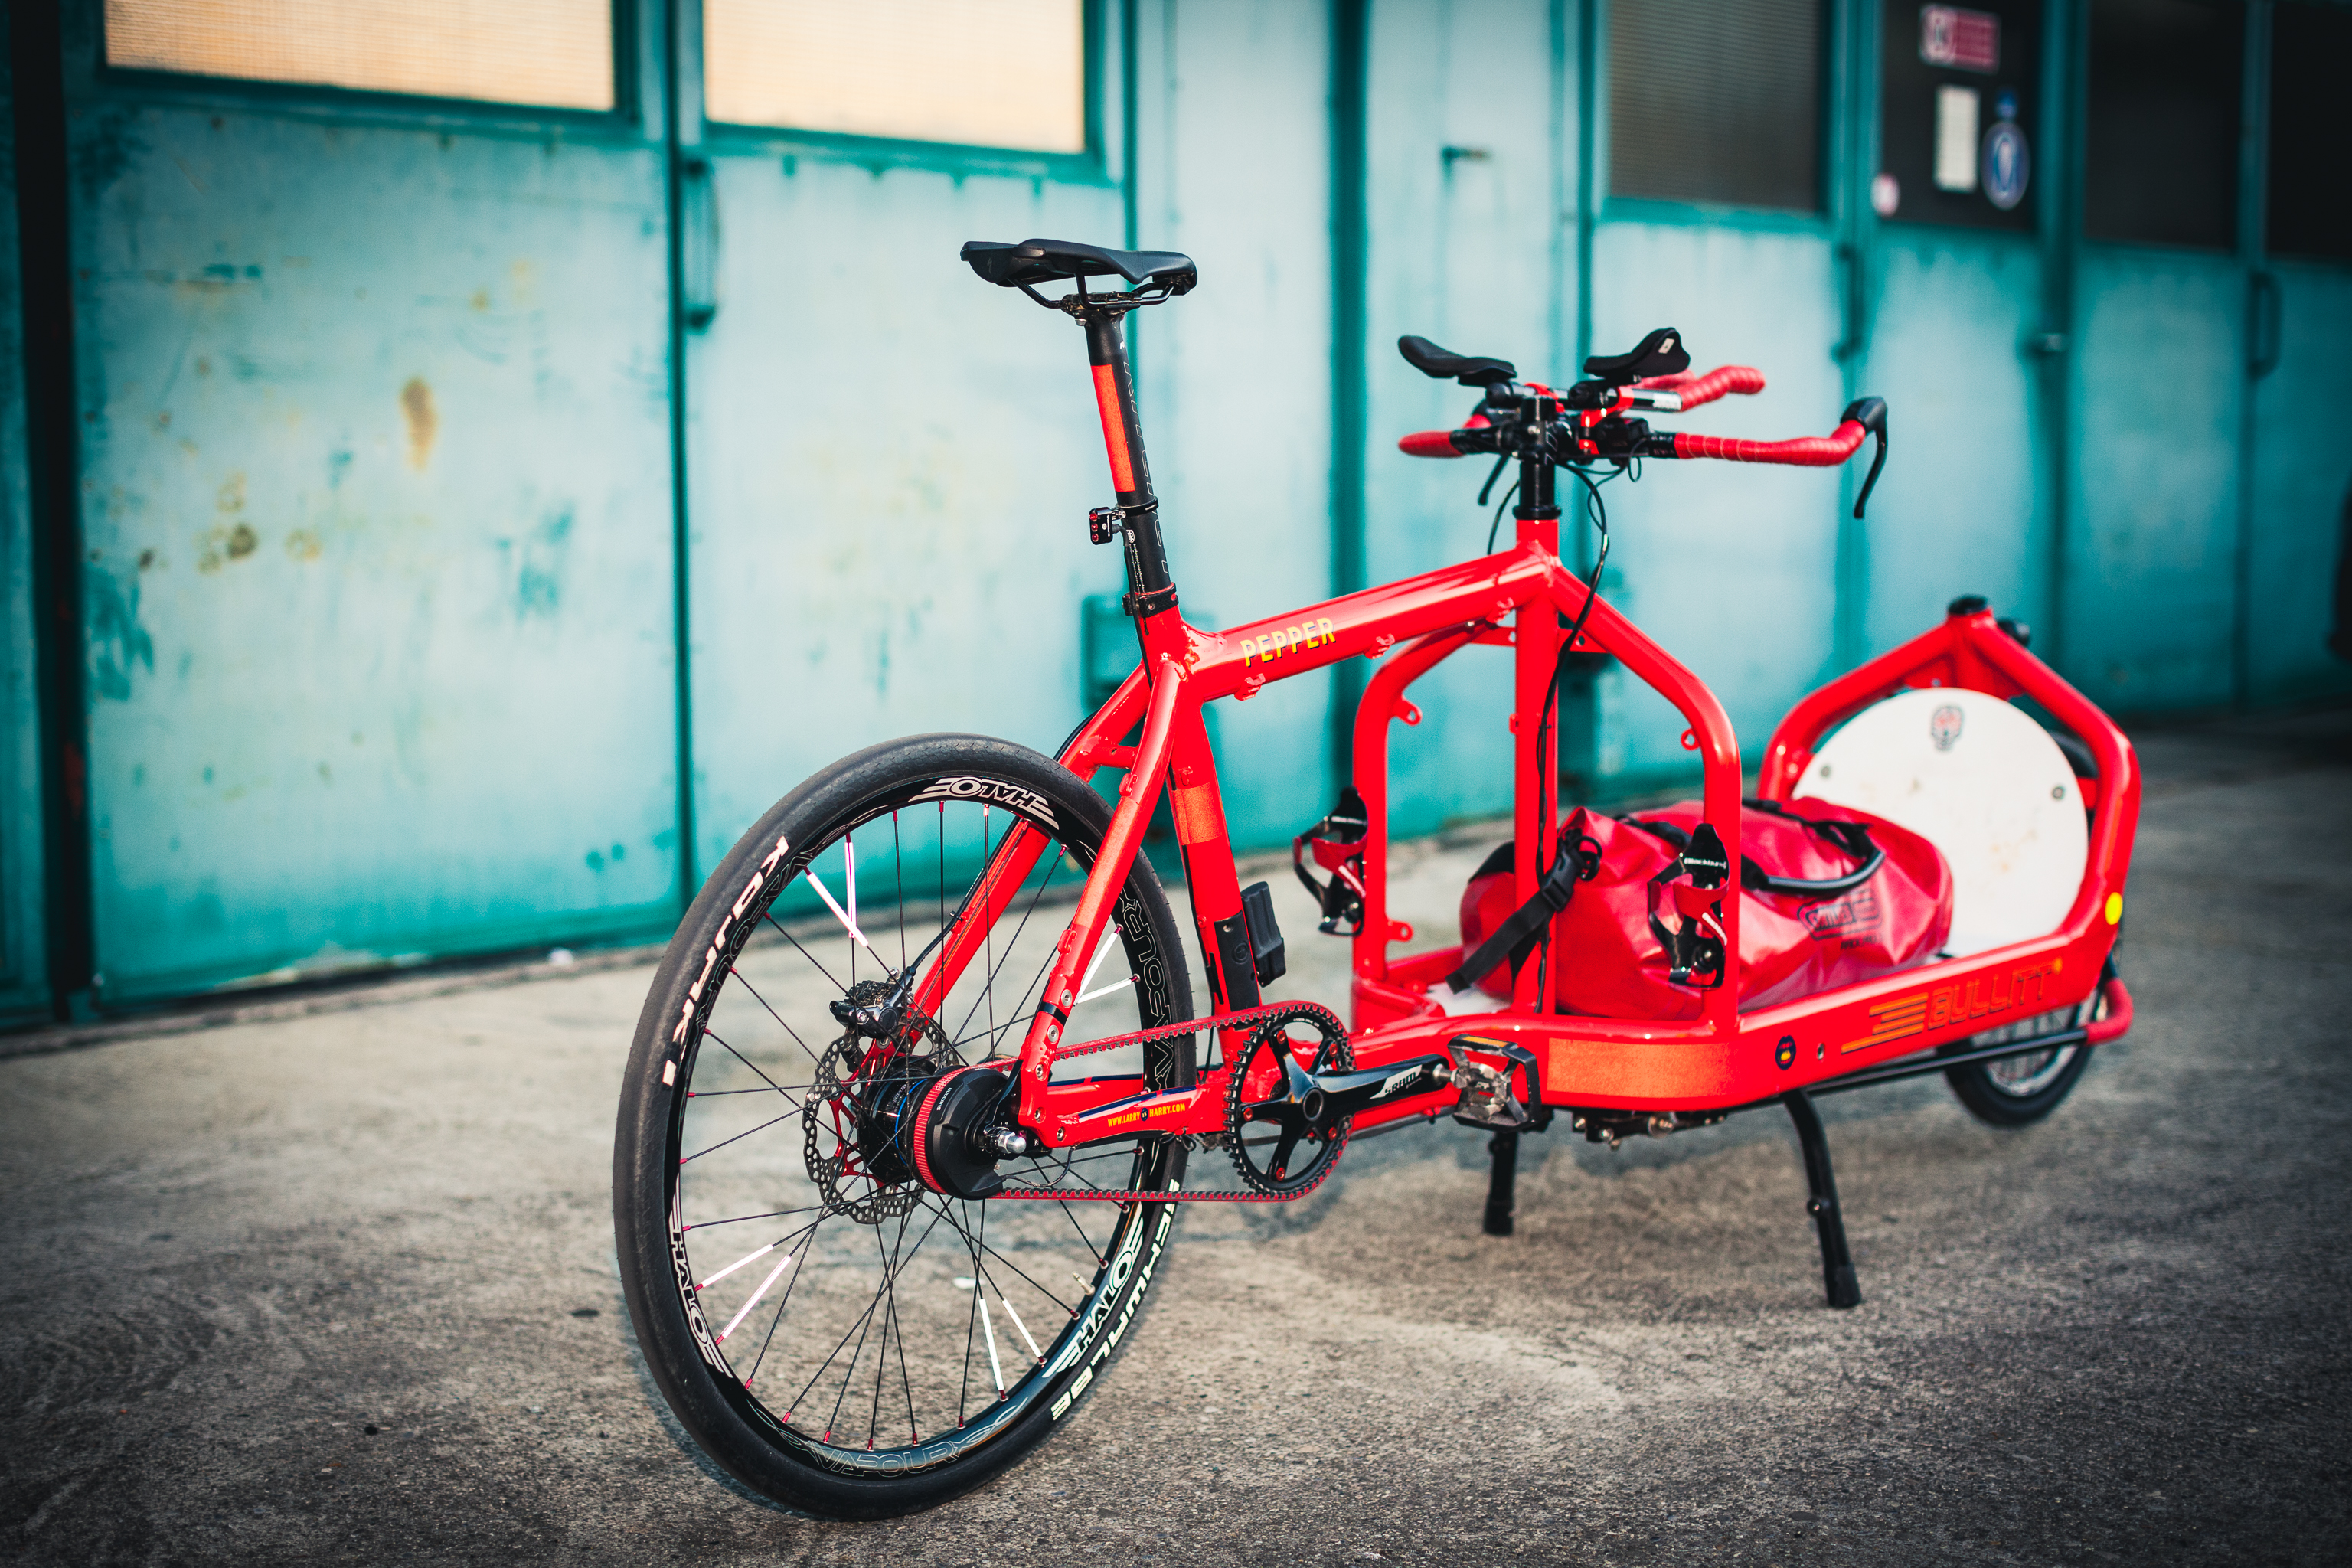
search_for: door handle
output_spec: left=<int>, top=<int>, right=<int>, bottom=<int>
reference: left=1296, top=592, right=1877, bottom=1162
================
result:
left=1831, top=242, right=1865, bottom=361
left=2246, top=270, right=2282, bottom=380
left=681, top=156, right=719, bottom=331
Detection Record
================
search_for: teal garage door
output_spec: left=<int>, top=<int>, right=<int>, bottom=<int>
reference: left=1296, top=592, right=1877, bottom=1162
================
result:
left=2246, top=1, right=2352, bottom=707
left=64, top=1, right=683, bottom=1001
left=2065, top=0, right=2250, bottom=710
left=1589, top=0, right=1854, bottom=786
left=1857, top=0, right=2059, bottom=658
left=1358, top=0, right=1570, bottom=839
left=0, top=22, right=51, bottom=1023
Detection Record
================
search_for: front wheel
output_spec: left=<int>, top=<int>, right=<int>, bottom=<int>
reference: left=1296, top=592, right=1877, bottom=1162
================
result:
left=613, top=735, right=1194, bottom=1517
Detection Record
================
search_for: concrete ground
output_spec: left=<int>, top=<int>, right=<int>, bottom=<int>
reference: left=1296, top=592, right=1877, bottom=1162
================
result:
left=3, top=708, right=2348, bottom=1566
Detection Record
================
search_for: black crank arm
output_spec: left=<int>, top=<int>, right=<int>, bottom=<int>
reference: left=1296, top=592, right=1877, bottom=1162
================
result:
left=1308, top=1055, right=1455, bottom=1119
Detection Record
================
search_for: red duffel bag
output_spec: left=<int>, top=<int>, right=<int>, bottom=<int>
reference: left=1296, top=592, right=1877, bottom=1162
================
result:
left=1456, top=799, right=1953, bottom=1018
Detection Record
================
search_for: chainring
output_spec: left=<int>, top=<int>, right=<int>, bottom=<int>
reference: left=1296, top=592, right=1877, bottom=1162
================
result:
left=802, top=979, right=960, bottom=1225
left=1224, top=1008, right=1354, bottom=1198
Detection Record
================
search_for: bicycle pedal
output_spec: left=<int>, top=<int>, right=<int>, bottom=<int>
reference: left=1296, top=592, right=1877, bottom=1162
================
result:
left=1449, top=1058, right=1531, bottom=1130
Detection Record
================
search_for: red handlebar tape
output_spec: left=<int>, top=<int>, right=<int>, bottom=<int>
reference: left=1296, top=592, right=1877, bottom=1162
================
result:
left=1398, top=428, right=1465, bottom=458
left=1672, top=419, right=1866, bottom=466
left=1637, top=364, right=1765, bottom=410
left=1396, top=411, right=1488, bottom=459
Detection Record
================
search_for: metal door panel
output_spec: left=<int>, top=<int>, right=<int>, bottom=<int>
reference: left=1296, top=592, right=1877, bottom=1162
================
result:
left=681, top=154, right=1125, bottom=875
left=1590, top=221, right=1844, bottom=786
left=71, top=106, right=679, bottom=999
left=0, top=24, right=51, bottom=1021
left=1859, top=230, right=2047, bottom=652
left=1127, top=0, right=1334, bottom=850
left=1361, top=0, right=1562, bottom=841
left=2067, top=246, right=2241, bottom=710
left=2247, top=261, right=2352, bottom=705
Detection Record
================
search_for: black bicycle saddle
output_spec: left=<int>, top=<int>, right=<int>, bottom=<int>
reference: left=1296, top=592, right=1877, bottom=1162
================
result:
left=961, top=239, right=1197, bottom=295
left=1397, top=335, right=1517, bottom=389
left=1582, top=326, right=1690, bottom=384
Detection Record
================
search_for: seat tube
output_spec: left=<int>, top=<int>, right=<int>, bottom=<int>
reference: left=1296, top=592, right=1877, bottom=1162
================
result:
left=1510, top=395, right=1563, bottom=1013
left=1083, top=313, right=1178, bottom=619
left=1162, top=699, right=1258, bottom=1017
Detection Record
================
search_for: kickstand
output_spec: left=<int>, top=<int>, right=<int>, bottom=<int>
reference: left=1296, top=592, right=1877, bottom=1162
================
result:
left=1782, top=1089, right=1862, bottom=1309
left=1481, top=1128, right=1519, bottom=1237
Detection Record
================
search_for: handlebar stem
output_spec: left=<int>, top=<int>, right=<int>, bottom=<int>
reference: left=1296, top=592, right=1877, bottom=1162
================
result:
left=1513, top=394, right=1560, bottom=522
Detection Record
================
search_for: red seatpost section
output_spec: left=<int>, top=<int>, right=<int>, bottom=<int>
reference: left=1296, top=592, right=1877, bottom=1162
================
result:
left=1090, top=363, right=1138, bottom=492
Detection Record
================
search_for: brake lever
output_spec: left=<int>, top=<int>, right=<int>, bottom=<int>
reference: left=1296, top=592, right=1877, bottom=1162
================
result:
left=1842, top=397, right=1889, bottom=518
left=1475, top=453, right=1511, bottom=507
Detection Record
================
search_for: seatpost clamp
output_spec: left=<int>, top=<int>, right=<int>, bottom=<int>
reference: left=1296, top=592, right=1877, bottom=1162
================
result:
left=1122, top=583, right=1179, bottom=618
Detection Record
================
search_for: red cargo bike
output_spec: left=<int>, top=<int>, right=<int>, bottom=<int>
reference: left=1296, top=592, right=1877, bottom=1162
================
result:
left=613, top=240, right=2139, bottom=1517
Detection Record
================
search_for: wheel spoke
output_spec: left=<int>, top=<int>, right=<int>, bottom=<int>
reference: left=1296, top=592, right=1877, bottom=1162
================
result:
left=684, top=1205, right=823, bottom=1233
left=893, top=812, right=909, bottom=973
left=804, top=861, right=884, bottom=970
left=716, top=1247, right=802, bottom=1344
left=717, top=975, right=825, bottom=1067
left=929, top=1196, right=1081, bottom=1313
left=949, top=814, right=1065, bottom=1047
left=681, top=1107, right=799, bottom=1165
left=763, top=912, right=848, bottom=994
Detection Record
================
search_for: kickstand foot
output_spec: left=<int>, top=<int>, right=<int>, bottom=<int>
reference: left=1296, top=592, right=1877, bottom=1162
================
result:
left=1782, top=1089, right=1861, bottom=1308
left=1481, top=1128, right=1519, bottom=1237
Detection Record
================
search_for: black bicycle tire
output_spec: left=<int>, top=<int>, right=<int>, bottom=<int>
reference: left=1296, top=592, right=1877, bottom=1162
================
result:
left=1942, top=1040, right=2091, bottom=1126
left=612, top=733, right=1194, bottom=1517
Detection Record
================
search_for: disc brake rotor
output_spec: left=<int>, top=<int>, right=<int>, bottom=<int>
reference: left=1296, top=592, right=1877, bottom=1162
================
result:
left=803, top=978, right=961, bottom=1225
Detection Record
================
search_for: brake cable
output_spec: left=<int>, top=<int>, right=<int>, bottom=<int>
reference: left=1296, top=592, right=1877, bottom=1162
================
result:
left=1528, top=459, right=1619, bottom=1004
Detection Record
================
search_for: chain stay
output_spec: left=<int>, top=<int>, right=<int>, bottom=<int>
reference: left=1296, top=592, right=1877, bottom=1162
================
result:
left=1043, top=999, right=1343, bottom=1067
left=1001, top=1000, right=1354, bottom=1204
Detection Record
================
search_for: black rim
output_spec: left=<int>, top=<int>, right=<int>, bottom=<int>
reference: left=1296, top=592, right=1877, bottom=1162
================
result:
left=652, top=776, right=1184, bottom=1477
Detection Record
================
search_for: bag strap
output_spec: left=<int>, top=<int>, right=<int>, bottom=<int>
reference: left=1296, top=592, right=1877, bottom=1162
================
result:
left=1736, top=799, right=1884, bottom=897
left=1446, top=829, right=1603, bottom=994
left=1630, top=805, right=1884, bottom=900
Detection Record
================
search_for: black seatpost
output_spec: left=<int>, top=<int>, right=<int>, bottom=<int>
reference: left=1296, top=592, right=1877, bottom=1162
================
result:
left=1081, top=312, right=1178, bottom=619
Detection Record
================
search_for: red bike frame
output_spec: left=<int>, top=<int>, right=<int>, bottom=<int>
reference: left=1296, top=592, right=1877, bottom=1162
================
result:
left=910, top=307, right=2139, bottom=1163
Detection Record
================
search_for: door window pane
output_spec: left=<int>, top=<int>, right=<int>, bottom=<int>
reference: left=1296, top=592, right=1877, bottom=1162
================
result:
left=1877, top=0, right=2042, bottom=230
left=1609, top=0, right=1824, bottom=212
left=703, top=0, right=1086, bottom=153
left=103, top=0, right=615, bottom=110
left=2084, top=0, right=2243, bottom=249
left=2266, top=2, right=2352, bottom=263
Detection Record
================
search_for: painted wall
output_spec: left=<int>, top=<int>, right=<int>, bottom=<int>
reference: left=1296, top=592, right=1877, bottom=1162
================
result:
left=0, top=21, right=53, bottom=1023
left=57, top=32, right=682, bottom=1002
left=1360, top=0, right=1570, bottom=841
left=8, top=0, right=2349, bottom=1012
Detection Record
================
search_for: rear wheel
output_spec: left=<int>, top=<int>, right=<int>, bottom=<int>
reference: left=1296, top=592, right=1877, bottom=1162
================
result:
left=613, top=735, right=1193, bottom=1517
left=1942, top=1001, right=2094, bottom=1127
